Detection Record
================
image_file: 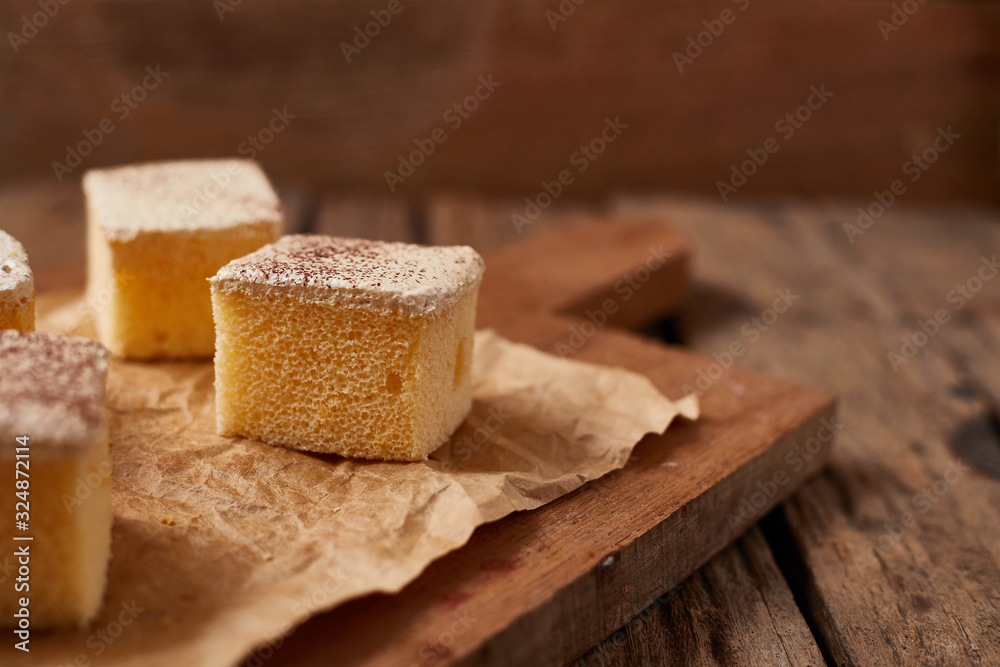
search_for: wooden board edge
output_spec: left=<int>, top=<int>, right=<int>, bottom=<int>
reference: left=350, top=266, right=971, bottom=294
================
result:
left=479, top=220, right=692, bottom=333
left=455, top=398, right=838, bottom=667
left=556, top=247, right=690, bottom=333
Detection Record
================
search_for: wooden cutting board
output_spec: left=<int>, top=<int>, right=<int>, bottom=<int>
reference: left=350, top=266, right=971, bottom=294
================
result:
left=268, top=221, right=837, bottom=667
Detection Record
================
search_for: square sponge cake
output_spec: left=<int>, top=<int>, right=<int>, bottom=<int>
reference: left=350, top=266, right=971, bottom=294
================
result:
left=84, top=159, right=283, bottom=358
left=210, top=235, right=485, bottom=461
left=0, top=331, right=112, bottom=628
left=0, top=230, right=34, bottom=331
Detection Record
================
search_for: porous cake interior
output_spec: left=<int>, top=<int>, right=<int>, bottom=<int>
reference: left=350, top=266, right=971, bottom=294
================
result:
left=213, top=285, right=478, bottom=460
left=0, top=231, right=34, bottom=331
left=0, top=297, right=33, bottom=331
left=88, top=224, right=277, bottom=357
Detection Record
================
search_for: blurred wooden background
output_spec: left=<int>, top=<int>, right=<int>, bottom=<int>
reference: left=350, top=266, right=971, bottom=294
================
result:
left=4, top=4, right=1000, bottom=664
left=1, top=0, right=998, bottom=202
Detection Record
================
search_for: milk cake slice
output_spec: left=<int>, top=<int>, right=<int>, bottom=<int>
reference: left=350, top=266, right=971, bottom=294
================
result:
left=0, top=331, right=112, bottom=627
left=0, top=230, right=34, bottom=331
left=210, top=235, right=485, bottom=461
left=84, top=159, right=284, bottom=358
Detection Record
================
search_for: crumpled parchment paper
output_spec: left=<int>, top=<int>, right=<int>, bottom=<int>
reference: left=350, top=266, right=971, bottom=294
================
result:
left=8, top=293, right=697, bottom=667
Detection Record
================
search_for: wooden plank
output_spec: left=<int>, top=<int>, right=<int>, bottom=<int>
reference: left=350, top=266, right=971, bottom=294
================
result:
left=313, top=195, right=414, bottom=241
left=426, top=193, right=599, bottom=253
left=276, top=186, right=318, bottom=234
left=1, top=1, right=997, bottom=202
left=0, top=180, right=86, bottom=292
left=829, top=210, right=1000, bottom=412
left=472, top=219, right=690, bottom=334
left=573, top=527, right=825, bottom=667
left=613, top=195, right=1000, bottom=665
left=268, top=221, right=836, bottom=667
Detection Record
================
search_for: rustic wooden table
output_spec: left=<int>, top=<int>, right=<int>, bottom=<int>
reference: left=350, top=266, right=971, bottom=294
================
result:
left=5, top=180, right=998, bottom=666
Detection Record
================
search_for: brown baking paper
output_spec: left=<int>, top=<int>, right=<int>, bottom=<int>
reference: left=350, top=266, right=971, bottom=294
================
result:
left=9, top=293, right=698, bottom=667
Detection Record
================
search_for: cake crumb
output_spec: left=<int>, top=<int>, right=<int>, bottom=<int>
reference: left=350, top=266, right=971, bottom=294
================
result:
left=160, top=515, right=174, bottom=525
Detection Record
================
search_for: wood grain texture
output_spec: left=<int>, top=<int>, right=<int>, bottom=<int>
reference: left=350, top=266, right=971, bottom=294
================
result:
left=264, top=216, right=835, bottom=667
left=313, top=195, right=413, bottom=242
left=426, top=194, right=601, bottom=254
left=470, top=219, right=691, bottom=335
left=0, top=180, right=87, bottom=292
left=614, top=195, right=1000, bottom=665
left=1, top=1, right=998, bottom=201
left=574, top=527, right=825, bottom=667
left=5, top=182, right=834, bottom=666
left=276, top=186, right=318, bottom=235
